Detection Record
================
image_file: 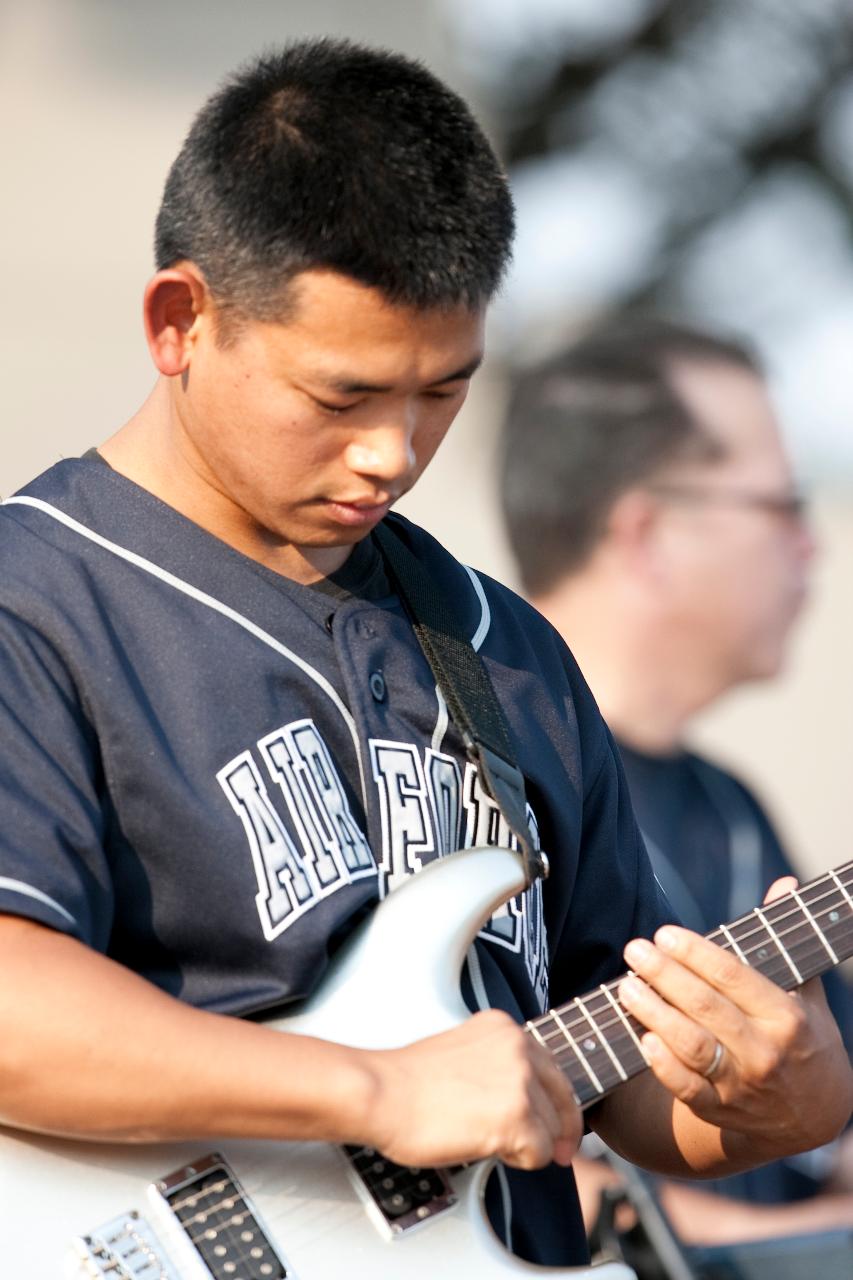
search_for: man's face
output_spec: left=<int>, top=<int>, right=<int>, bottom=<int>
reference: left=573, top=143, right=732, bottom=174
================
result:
left=653, top=358, right=816, bottom=687
left=169, top=269, right=485, bottom=581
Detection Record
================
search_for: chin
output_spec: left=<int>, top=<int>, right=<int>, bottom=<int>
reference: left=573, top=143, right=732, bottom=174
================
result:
left=742, top=650, right=787, bottom=683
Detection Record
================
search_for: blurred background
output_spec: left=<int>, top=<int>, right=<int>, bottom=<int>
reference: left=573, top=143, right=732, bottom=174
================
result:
left=2, top=0, right=853, bottom=881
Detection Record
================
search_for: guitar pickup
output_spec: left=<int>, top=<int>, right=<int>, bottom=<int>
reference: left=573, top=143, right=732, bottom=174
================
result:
left=344, top=1144, right=457, bottom=1235
left=73, top=1210, right=179, bottom=1279
left=153, top=1152, right=287, bottom=1279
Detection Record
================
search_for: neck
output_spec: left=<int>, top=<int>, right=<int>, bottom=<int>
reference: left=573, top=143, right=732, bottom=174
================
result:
left=98, top=381, right=353, bottom=585
left=532, top=573, right=712, bottom=755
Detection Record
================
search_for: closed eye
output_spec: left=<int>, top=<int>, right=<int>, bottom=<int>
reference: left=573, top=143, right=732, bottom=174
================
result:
left=423, top=382, right=469, bottom=400
left=313, top=396, right=362, bottom=415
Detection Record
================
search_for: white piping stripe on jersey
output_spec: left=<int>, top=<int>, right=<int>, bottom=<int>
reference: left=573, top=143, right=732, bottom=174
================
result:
left=431, top=688, right=450, bottom=754
left=2, top=496, right=367, bottom=804
left=463, top=565, right=491, bottom=652
left=431, top=564, right=492, bottom=752
left=0, top=877, right=78, bottom=927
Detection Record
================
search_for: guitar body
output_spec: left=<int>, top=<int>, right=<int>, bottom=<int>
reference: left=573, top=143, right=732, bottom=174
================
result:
left=0, top=847, right=635, bottom=1280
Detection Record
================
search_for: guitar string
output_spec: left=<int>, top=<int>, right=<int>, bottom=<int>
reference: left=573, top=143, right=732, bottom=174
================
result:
left=534, top=946, right=847, bottom=1090
left=552, top=872, right=853, bottom=1034
left=178, top=1190, right=280, bottom=1264
left=175, top=1155, right=426, bottom=1254
left=156, top=867, right=853, bottom=1231
left=533, top=920, right=848, bottom=1064
left=530, top=865, right=853, bottom=1041
left=528, top=873, right=853, bottom=1065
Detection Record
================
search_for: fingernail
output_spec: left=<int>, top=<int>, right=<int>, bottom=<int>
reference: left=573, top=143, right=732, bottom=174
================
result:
left=655, top=927, right=678, bottom=952
left=619, top=975, right=645, bottom=1000
left=642, top=1033, right=662, bottom=1061
left=624, top=938, right=652, bottom=966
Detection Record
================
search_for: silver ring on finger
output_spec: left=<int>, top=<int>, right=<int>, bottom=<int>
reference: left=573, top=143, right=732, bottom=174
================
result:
left=702, top=1040, right=724, bottom=1081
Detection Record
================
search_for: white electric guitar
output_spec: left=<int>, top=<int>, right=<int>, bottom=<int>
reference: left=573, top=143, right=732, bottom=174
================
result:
left=2, top=847, right=852, bottom=1280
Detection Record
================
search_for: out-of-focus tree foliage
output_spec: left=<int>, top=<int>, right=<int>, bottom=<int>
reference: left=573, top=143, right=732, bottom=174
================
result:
left=466, top=0, right=853, bottom=314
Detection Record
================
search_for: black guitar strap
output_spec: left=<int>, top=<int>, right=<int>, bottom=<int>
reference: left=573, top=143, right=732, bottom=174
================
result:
left=373, top=520, right=548, bottom=886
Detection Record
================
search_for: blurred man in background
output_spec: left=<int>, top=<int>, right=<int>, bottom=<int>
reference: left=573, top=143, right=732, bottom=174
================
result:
left=502, top=317, right=853, bottom=1248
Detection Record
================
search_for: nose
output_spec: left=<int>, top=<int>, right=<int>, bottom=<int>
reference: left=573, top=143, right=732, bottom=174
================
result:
left=344, top=415, right=417, bottom=488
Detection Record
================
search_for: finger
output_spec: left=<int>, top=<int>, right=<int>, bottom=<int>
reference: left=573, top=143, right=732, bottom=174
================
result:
left=502, top=1076, right=568, bottom=1170
left=626, top=927, right=791, bottom=1022
left=763, top=875, right=798, bottom=905
left=638, top=1031, right=724, bottom=1110
left=533, top=1048, right=580, bottom=1121
left=530, top=1049, right=583, bottom=1161
left=618, top=972, right=727, bottom=1079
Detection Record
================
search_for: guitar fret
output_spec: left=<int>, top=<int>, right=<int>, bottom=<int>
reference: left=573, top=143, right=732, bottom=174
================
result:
left=576, top=995, right=628, bottom=1084
left=601, top=984, right=647, bottom=1060
left=830, top=868, right=853, bottom=910
left=764, top=896, right=823, bottom=980
left=792, top=888, right=838, bottom=965
left=527, top=1021, right=550, bottom=1052
left=527, top=1017, right=591, bottom=1102
left=718, top=922, right=747, bottom=961
left=525, top=860, right=853, bottom=1111
left=753, top=906, right=803, bottom=983
left=552, top=1007, right=605, bottom=1095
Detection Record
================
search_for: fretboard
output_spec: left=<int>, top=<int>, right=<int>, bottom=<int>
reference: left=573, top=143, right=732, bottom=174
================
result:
left=527, top=859, right=853, bottom=1109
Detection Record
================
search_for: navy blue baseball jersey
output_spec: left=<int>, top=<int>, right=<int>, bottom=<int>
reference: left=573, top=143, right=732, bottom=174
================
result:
left=0, top=454, right=669, bottom=1265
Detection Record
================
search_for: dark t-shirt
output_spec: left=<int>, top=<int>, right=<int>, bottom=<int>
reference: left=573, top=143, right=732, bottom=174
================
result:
left=618, top=739, right=853, bottom=1203
left=0, top=456, right=671, bottom=1267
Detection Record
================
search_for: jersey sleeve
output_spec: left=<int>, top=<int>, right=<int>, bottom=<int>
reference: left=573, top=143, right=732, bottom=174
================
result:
left=0, top=605, right=114, bottom=947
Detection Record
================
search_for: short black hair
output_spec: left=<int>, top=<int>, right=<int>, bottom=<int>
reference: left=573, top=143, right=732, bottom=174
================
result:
left=155, top=38, right=515, bottom=338
left=501, top=317, right=761, bottom=596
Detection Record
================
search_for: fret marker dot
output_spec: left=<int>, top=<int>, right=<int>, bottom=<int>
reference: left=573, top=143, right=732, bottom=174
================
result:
left=758, top=948, right=768, bottom=959
left=830, top=911, right=840, bottom=922
left=583, top=1038, right=595, bottom=1052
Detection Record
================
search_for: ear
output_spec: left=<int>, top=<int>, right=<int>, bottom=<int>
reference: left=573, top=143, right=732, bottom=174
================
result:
left=604, top=489, right=663, bottom=579
left=143, top=265, right=209, bottom=376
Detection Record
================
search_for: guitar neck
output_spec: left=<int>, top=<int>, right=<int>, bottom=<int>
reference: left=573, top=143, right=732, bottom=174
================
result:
left=528, top=859, right=853, bottom=1109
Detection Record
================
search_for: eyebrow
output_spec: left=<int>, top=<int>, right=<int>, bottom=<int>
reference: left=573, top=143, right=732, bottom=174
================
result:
left=318, top=353, right=484, bottom=395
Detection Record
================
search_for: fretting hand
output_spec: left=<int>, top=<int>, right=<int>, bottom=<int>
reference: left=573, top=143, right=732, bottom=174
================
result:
left=618, top=876, right=853, bottom=1162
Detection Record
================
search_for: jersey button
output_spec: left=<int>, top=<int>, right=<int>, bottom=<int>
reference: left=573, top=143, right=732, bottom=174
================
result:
left=369, top=670, right=386, bottom=702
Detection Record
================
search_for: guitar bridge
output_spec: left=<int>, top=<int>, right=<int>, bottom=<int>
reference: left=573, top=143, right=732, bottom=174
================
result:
left=344, top=1145, right=457, bottom=1235
left=153, top=1152, right=288, bottom=1279
left=73, top=1210, right=179, bottom=1279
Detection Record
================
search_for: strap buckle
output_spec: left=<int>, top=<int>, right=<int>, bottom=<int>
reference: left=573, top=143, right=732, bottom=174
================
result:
left=465, top=737, right=550, bottom=885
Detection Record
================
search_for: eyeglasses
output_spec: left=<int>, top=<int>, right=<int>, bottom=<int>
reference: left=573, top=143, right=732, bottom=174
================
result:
left=646, top=484, right=808, bottom=520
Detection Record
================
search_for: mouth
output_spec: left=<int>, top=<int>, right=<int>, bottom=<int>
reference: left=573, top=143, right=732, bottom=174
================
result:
left=323, top=496, right=396, bottom=527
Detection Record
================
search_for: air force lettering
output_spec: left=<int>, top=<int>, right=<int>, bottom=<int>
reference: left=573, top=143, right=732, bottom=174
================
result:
left=217, top=720, right=374, bottom=941
left=220, top=721, right=548, bottom=1008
